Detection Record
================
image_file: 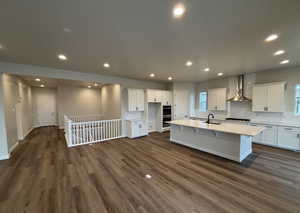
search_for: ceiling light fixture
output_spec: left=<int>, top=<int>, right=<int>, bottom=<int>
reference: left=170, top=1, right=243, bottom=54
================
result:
left=186, top=61, right=193, bottom=67
left=145, top=174, right=152, bottom=179
left=0, top=44, right=3, bottom=49
left=265, top=34, right=279, bottom=42
left=168, top=76, right=173, bottom=81
left=58, top=54, right=67, bottom=61
left=40, top=84, right=45, bottom=88
left=204, top=67, right=210, bottom=72
left=94, top=83, right=98, bottom=86
left=35, top=78, right=41, bottom=82
left=217, top=72, right=224, bottom=76
left=173, top=3, right=185, bottom=18
left=88, top=85, right=92, bottom=88
left=63, top=28, right=71, bottom=33
left=280, top=59, right=290, bottom=65
left=103, top=63, right=110, bottom=68
left=150, top=73, right=155, bottom=78
left=273, top=50, right=285, bottom=56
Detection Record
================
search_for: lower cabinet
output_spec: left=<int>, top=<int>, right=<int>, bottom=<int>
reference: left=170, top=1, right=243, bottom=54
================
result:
left=250, top=124, right=277, bottom=146
left=250, top=123, right=300, bottom=150
left=277, top=126, right=300, bottom=150
left=126, top=120, right=148, bottom=139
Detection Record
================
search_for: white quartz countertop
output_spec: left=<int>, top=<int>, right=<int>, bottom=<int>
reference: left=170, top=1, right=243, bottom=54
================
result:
left=169, top=120, right=265, bottom=136
left=190, top=116, right=300, bottom=128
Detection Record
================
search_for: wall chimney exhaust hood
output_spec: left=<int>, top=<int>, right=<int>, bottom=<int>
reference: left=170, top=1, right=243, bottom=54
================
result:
left=227, top=75, right=251, bottom=102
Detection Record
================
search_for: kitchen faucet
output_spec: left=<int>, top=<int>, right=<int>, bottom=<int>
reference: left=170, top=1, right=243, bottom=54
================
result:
left=207, top=113, right=214, bottom=124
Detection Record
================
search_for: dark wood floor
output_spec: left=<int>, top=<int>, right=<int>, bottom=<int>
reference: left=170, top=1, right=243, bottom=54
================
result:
left=0, top=127, right=300, bottom=213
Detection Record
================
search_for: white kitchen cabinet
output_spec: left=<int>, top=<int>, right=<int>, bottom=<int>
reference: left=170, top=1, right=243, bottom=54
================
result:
left=250, top=124, right=277, bottom=146
left=147, top=89, right=162, bottom=103
left=208, top=88, right=227, bottom=111
left=252, top=82, right=285, bottom=112
left=161, top=90, right=172, bottom=106
left=278, top=126, right=300, bottom=150
left=128, top=89, right=145, bottom=112
left=126, top=120, right=147, bottom=138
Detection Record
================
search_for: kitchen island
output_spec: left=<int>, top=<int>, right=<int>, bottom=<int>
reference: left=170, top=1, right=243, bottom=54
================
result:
left=169, top=120, right=264, bottom=162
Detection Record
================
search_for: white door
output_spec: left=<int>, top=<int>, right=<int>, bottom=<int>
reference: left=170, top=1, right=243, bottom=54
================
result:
left=33, top=88, right=57, bottom=127
left=15, top=102, right=23, bottom=140
left=174, top=89, right=189, bottom=119
left=252, top=86, right=268, bottom=112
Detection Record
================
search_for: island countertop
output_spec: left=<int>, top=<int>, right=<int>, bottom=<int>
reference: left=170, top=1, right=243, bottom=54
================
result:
left=169, top=119, right=264, bottom=136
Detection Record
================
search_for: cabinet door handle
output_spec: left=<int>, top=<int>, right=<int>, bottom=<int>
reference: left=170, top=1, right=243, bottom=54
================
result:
left=285, top=128, right=293, bottom=131
left=265, top=126, right=273, bottom=128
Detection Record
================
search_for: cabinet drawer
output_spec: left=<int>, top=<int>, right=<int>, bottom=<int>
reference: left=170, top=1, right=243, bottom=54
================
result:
left=278, top=126, right=300, bottom=150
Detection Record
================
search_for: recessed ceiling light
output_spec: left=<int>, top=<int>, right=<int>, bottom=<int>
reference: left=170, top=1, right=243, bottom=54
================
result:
left=88, top=85, right=92, bottom=88
left=35, top=78, right=41, bottom=82
left=265, top=34, right=279, bottom=42
left=173, top=4, right=185, bottom=18
left=204, top=67, right=210, bottom=72
left=94, top=83, right=98, bottom=86
left=186, top=61, right=193, bottom=67
left=280, top=59, right=290, bottom=65
left=150, top=73, right=155, bottom=78
left=273, top=50, right=285, bottom=56
left=63, top=28, right=71, bottom=33
left=103, top=63, right=110, bottom=68
left=0, top=44, right=3, bottom=49
left=217, top=72, right=224, bottom=76
left=40, top=84, right=45, bottom=88
left=168, top=76, right=173, bottom=81
left=58, top=54, right=67, bottom=61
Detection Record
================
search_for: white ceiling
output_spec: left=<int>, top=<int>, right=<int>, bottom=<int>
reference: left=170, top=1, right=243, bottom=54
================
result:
left=19, top=75, right=103, bottom=89
left=1, top=0, right=300, bottom=82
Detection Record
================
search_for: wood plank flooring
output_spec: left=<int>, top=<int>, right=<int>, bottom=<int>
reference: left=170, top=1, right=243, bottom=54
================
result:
left=0, top=127, right=299, bottom=213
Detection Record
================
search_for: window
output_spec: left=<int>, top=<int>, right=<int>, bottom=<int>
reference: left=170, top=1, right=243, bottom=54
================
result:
left=296, top=85, right=300, bottom=115
left=199, top=92, right=207, bottom=112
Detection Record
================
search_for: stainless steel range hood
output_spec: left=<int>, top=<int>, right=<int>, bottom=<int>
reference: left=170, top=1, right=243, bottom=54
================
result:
left=227, top=75, right=251, bottom=102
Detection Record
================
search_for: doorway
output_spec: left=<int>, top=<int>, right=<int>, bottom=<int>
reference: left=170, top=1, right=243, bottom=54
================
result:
left=32, top=87, right=57, bottom=127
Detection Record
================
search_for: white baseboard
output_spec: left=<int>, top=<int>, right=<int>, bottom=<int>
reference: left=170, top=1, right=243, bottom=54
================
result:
left=0, top=153, right=10, bottom=160
left=9, top=141, right=19, bottom=153
left=21, top=127, right=34, bottom=140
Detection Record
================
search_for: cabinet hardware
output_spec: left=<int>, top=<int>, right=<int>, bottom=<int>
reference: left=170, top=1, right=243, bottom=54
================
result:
left=265, top=126, right=273, bottom=128
left=285, top=128, right=293, bottom=131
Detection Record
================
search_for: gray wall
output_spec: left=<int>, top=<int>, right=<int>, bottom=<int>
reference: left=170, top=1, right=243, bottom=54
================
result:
left=57, top=85, right=102, bottom=128
left=101, top=84, right=121, bottom=120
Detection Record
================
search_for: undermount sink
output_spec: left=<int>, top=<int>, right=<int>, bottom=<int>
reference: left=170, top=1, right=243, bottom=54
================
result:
left=205, top=121, right=221, bottom=125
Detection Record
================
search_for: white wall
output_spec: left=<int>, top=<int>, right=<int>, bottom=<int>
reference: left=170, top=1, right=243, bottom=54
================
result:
left=101, top=84, right=121, bottom=120
left=57, top=85, right=102, bottom=128
left=0, top=74, right=33, bottom=159
left=17, top=79, right=33, bottom=138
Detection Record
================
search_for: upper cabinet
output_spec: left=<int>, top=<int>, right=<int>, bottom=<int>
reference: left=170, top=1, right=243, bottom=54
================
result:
left=207, top=88, right=227, bottom=111
left=147, top=89, right=172, bottom=105
left=128, top=89, right=145, bottom=112
left=252, top=82, right=285, bottom=112
left=161, top=90, right=172, bottom=106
